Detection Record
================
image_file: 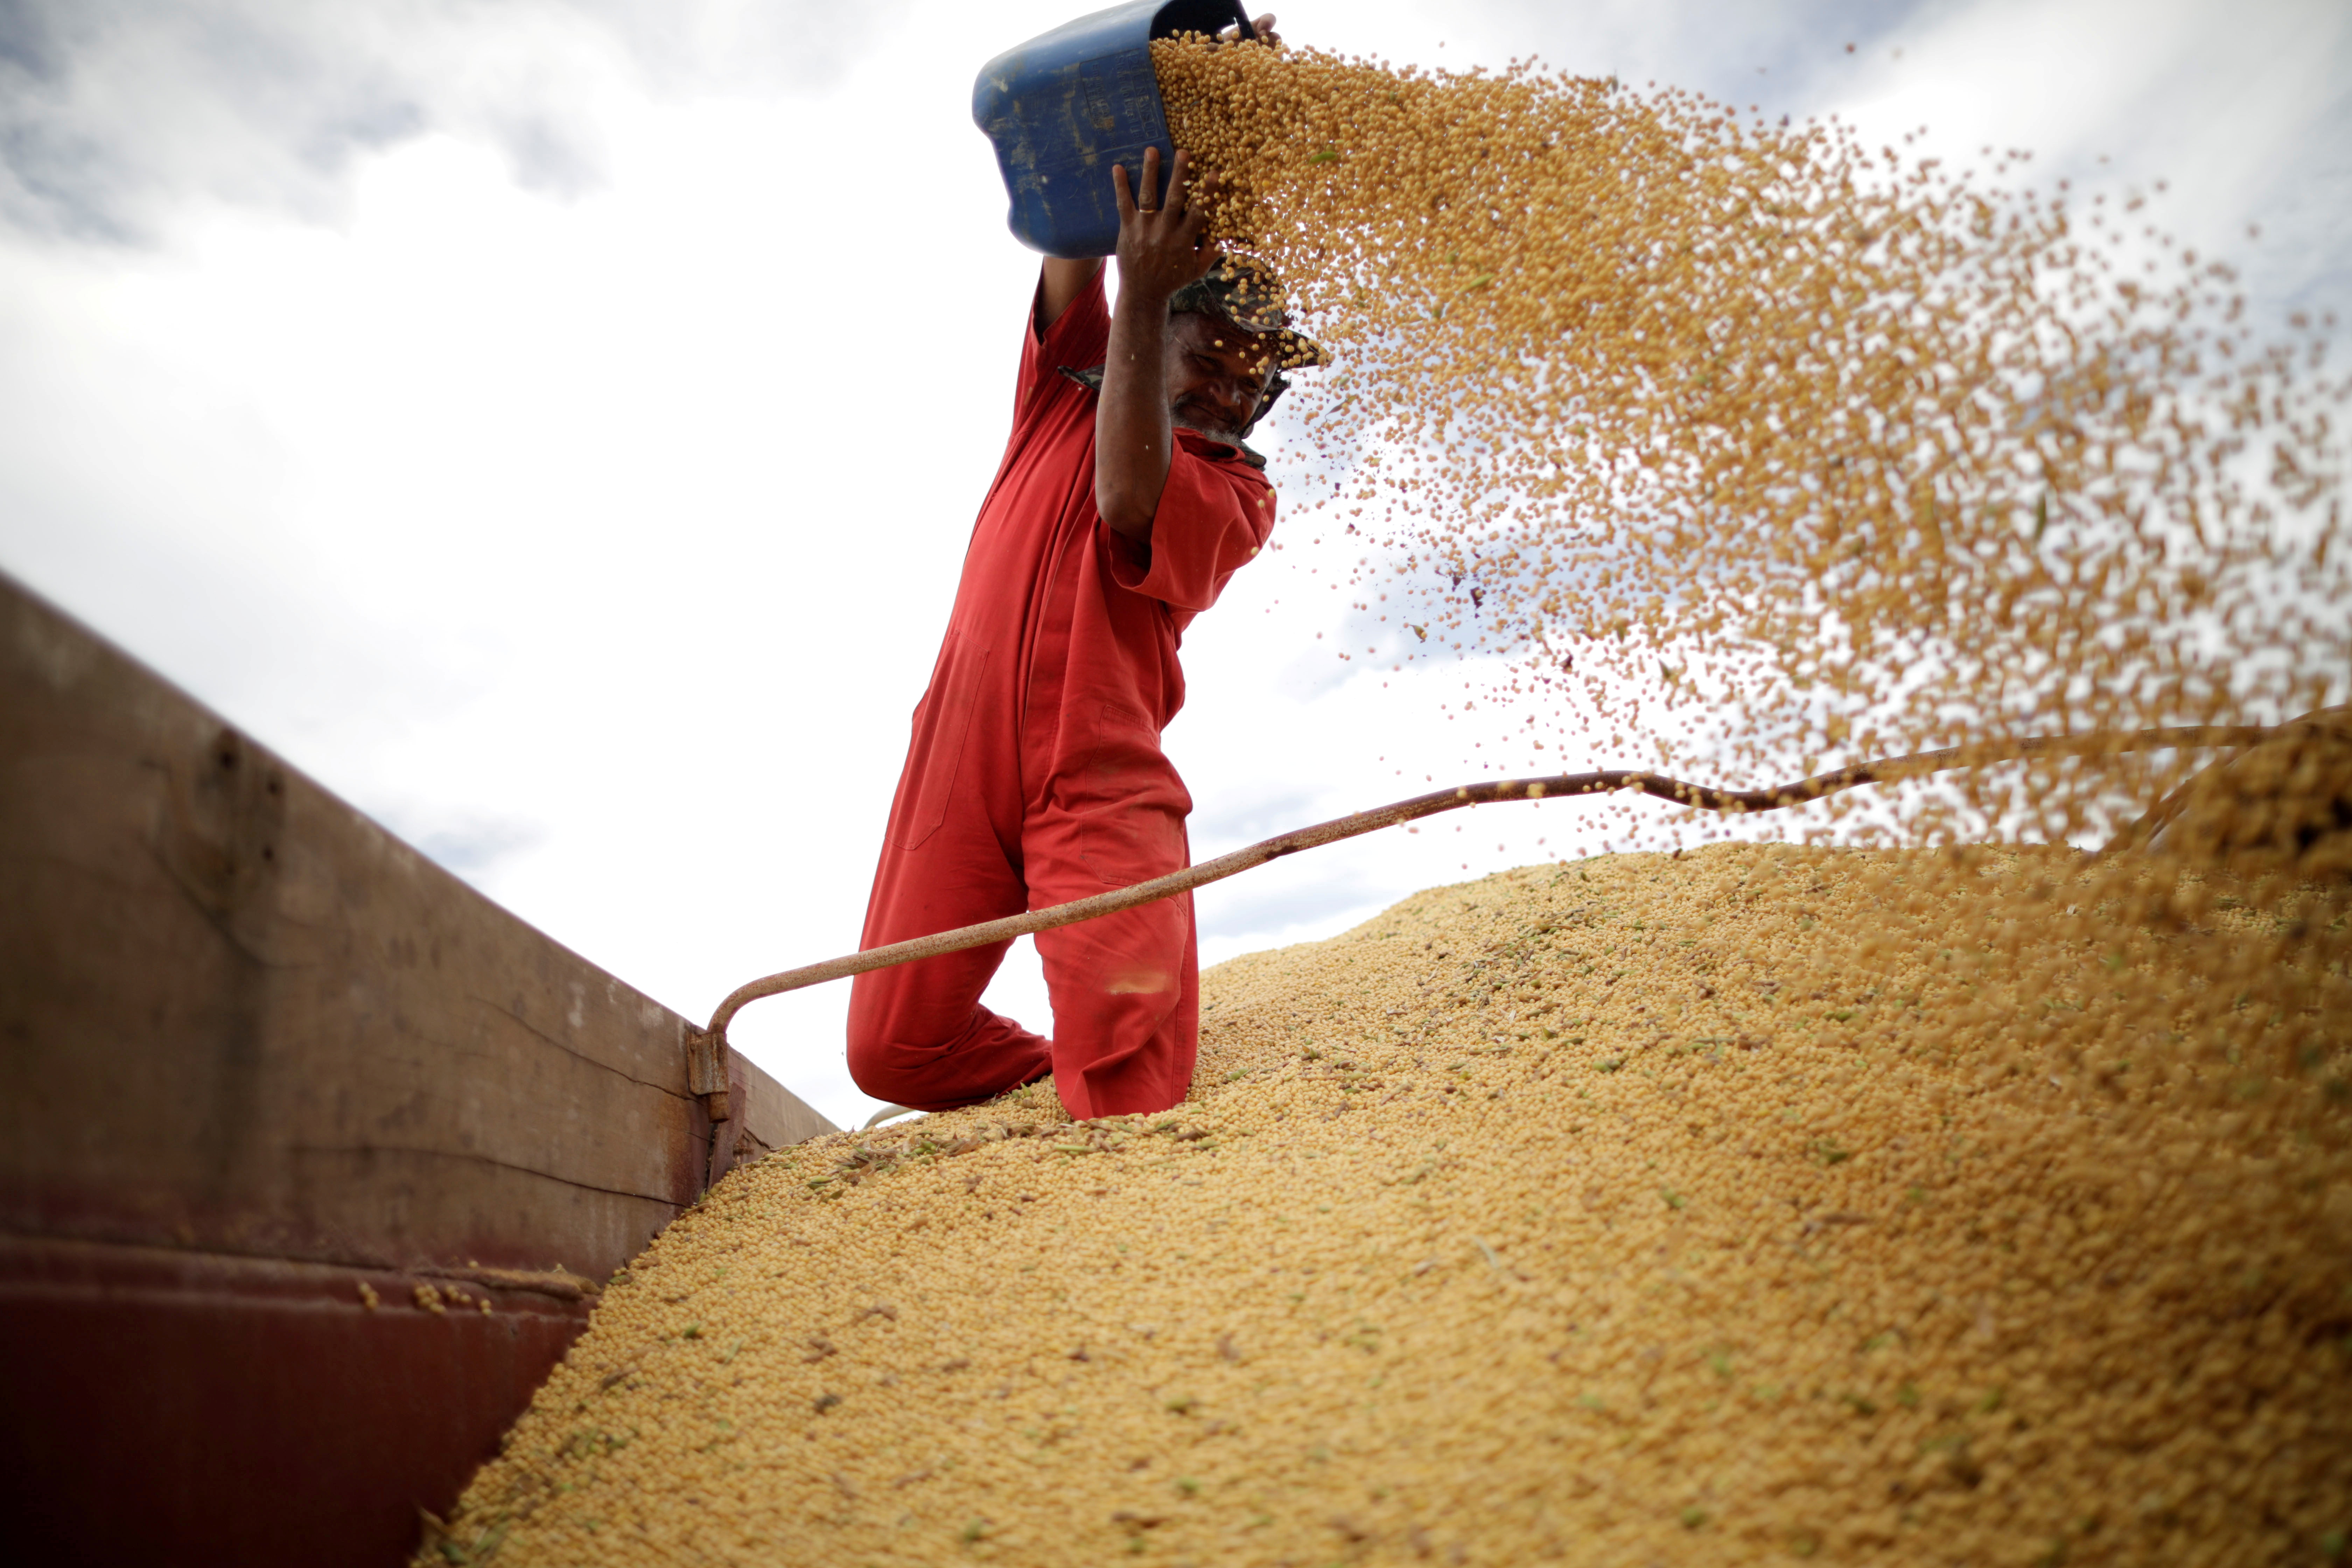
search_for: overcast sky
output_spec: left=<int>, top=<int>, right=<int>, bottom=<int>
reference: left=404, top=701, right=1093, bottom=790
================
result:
left=3, top=0, right=2344, bottom=1129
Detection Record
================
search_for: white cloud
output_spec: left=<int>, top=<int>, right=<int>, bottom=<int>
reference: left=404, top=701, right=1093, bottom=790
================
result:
left=1822, top=0, right=2352, bottom=309
left=0, top=0, right=906, bottom=241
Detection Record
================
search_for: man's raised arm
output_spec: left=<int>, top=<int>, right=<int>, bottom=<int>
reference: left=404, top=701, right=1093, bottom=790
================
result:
left=1038, top=257, right=1104, bottom=332
left=1094, top=146, right=1218, bottom=543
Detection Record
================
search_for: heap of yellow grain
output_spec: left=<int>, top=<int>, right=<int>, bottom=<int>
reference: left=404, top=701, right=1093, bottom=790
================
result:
left=426, top=845, right=2350, bottom=1567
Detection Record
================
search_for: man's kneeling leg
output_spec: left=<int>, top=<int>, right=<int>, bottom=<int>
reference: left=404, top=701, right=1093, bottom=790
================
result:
left=845, top=942, right=1054, bottom=1112
left=1034, top=890, right=1198, bottom=1120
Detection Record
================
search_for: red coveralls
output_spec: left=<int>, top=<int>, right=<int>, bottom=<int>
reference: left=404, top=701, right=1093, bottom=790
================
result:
left=847, top=271, right=1275, bottom=1120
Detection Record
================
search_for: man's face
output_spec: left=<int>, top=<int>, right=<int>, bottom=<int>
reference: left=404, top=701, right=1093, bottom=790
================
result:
left=1166, top=310, right=1276, bottom=442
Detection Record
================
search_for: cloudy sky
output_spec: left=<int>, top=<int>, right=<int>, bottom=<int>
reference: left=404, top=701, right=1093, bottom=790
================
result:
left=3, top=0, right=2344, bottom=1129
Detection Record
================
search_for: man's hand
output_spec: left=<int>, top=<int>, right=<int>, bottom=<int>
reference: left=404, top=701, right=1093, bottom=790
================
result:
left=1219, top=12, right=1281, bottom=47
left=1110, top=146, right=1217, bottom=310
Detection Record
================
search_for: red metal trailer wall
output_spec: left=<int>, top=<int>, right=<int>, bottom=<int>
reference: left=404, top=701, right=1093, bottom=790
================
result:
left=0, top=573, right=833, bottom=1566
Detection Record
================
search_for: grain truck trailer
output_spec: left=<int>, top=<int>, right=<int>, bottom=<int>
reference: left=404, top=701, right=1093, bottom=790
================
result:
left=0, top=570, right=834, bottom=1566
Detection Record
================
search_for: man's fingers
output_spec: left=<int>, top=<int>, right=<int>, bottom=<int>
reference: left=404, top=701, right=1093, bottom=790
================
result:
left=1180, top=166, right=1212, bottom=239
left=1186, top=169, right=1220, bottom=240
left=1185, top=177, right=1217, bottom=238
left=1181, top=200, right=1212, bottom=248
left=1120, top=144, right=1217, bottom=252
left=1163, top=147, right=1192, bottom=216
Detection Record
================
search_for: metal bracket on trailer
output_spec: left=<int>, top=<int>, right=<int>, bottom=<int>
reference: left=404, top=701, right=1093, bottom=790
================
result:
left=684, top=1027, right=730, bottom=1123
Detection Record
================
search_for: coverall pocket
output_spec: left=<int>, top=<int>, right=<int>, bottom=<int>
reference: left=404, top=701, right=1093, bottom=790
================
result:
left=889, top=638, right=988, bottom=852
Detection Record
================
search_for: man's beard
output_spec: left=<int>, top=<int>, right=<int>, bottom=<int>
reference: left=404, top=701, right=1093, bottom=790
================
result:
left=1173, top=400, right=1246, bottom=444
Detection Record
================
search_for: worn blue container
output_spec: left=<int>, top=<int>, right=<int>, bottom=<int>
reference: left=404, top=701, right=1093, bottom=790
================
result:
left=973, top=0, right=1253, bottom=259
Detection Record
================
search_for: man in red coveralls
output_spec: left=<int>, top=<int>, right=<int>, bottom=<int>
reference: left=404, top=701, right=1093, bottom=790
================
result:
left=846, top=126, right=1324, bottom=1122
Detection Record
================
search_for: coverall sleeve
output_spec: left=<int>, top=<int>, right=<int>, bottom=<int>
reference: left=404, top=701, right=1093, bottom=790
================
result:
left=1109, top=432, right=1276, bottom=613
left=1016, top=269, right=1111, bottom=421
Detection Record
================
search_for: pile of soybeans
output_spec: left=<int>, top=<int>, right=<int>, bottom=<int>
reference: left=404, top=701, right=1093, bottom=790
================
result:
left=428, top=845, right=2349, bottom=1567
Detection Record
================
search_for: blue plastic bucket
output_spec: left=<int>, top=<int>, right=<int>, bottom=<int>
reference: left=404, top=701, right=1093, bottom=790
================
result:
left=972, top=1, right=1253, bottom=259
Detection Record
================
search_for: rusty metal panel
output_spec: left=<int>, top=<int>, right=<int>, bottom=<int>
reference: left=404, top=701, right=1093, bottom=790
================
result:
left=0, top=572, right=835, bottom=1563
